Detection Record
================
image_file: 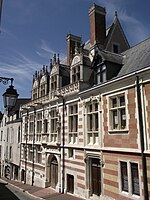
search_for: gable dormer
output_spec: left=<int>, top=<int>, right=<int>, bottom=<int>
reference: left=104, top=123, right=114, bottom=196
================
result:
left=105, top=12, right=130, bottom=53
left=91, top=49, right=123, bottom=85
left=50, top=54, right=59, bottom=92
left=32, top=65, right=49, bottom=100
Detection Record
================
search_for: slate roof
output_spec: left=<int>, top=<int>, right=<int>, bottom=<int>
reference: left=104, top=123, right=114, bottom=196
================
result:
left=118, top=38, right=150, bottom=77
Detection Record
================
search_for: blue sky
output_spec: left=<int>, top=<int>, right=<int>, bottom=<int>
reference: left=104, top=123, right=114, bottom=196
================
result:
left=0, top=0, right=150, bottom=111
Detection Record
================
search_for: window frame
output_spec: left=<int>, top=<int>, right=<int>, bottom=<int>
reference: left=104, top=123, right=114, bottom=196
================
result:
left=108, top=92, right=128, bottom=134
left=68, top=103, right=78, bottom=144
left=72, top=65, right=80, bottom=83
left=86, top=100, right=99, bottom=146
left=50, top=109, right=58, bottom=143
left=119, top=160, right=141, bottom=198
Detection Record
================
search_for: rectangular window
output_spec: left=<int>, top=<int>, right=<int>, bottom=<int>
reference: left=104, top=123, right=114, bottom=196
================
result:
left=29, top=114, right=34, bottom=133
left=113, top=44, right=119, bottom=53
left=131, top=163, right=140, bottom=195
left=44, top=119, right=48, bottom=133
left=86, top=101, right=99, bottom=145
left=72, top=66, right=80, bottom=83
left=33, top=88, right=38, bottom=100
left=51, top=75, right=57, bottom=91
left=50, top=109, right=58, bottom=143
left=120, top=161, right=128, bottom=192
left=120, top=161, right=140, bottom=197
left=69, top=104, right=78, bottom=144
left=41, top=84, right=46, bottom=97
left=36, top=112, right=42, bottom=133
left=96, top=64, right=106, bottom=84
left=110, top=94, right=126, bottom=130
left=68, top=148, right=74, bottom=158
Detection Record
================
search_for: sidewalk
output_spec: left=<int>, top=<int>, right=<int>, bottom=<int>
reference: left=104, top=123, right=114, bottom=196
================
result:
left=0, top=177, right=84, bottom=200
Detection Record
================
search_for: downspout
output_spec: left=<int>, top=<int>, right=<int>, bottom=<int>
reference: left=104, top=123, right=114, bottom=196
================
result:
left=136, top=76, right=148, bottom=200
left=32, top=108, right=36, bottom=186
left=62, top=98, right=65, bottom=193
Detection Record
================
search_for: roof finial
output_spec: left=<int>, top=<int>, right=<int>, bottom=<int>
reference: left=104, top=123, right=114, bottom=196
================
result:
left=115, top=11, right=118, bottom=17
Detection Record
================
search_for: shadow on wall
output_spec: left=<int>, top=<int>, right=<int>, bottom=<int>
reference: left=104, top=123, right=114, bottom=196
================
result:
left=0, top=182, right=20, bottom=200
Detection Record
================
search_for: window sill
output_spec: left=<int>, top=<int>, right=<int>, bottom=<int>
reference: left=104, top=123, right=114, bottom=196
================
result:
left=108, top=129, right=129, bottom=134
left=120, top=191, right=140, bottom=199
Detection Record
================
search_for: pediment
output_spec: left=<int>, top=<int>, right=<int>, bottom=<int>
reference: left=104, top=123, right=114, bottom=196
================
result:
left=51, top=65, right=58, bottom=75
left=40, top=75, right=46, bottom=83
left=71, top=55, right=81, bottom=66
left=33, top=80, right=38, bottom=88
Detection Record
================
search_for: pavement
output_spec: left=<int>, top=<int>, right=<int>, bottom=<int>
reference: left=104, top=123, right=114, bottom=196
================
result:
left=0, top=177, right=85, bottom=200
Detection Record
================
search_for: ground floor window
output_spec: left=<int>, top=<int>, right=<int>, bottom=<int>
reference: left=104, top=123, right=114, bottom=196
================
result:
left=120, top=161, right=140, bottom=196
left=67, top=174, right=74, bottom=194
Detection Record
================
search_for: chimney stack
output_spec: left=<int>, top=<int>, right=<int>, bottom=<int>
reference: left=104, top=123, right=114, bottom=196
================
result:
left=89, top=4, right=106, bottom=48
left=66, top=34, right=82, bottom=65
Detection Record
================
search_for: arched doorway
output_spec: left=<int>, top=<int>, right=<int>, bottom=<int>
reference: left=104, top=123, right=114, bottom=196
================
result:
left=50, top=156, right=58, bottom=188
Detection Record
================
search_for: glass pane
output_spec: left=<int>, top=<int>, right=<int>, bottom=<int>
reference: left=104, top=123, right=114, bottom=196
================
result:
left=95, top=113, right=98, bottom=131
left=120, top=109, right=126, bottom=129
left=131, top=163, right=140, bottom=195
left=112, top=98, right=117, bottom=108
left=101, top=71, right=106, bottom=82
left=121, top=162, right=128, bottom=192
left=112, top=110, right=118, bottom=129
left=120, top=96, right=125, bottom=106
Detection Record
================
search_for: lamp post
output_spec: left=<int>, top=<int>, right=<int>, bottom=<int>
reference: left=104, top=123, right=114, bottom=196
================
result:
left=1, top=77, right=18, bottom=111
left=55, top=94, right=65, bottom=194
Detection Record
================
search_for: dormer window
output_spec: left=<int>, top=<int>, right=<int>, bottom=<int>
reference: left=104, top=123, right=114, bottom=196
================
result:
left=96, top=64, right=106, bottom=84
left=33, top=88, right=38, bottom=100
left=72, top=66, right=80, bottom=83
left=40, top=83, right=46, bottom=97
left=51, top=75, right=57, bottom=91
left=113, top=44, right=119, bottom=53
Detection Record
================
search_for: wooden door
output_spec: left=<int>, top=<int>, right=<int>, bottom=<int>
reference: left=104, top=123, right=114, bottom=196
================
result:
left=91, top=159, right=101, bottom=196
left=50, top=157, right=58, bottom=188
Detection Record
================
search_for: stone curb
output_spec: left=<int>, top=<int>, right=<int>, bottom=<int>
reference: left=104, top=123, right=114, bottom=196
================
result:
left=0, top=178, right=44, bottom=200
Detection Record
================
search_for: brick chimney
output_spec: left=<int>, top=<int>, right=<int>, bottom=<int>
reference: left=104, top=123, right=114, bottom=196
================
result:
left=66, top=34, right=82, bottom=65
left=89, top=4, right=106, bottom=47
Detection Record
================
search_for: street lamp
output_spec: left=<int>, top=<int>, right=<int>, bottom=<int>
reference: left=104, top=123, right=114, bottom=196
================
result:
left=2, top=77, right=19, bottom=110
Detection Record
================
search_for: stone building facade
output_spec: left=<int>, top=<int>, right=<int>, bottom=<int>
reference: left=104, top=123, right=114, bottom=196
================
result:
left=19, top=3, right=150, bottom=200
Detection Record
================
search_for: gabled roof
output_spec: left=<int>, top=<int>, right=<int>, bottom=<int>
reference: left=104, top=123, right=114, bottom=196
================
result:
left=118, top=38, right=150, bottom=77
left=104, top=14, right=130, bottom=50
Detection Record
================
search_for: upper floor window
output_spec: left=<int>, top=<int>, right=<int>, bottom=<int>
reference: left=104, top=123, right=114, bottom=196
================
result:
left=25, top=116, right=28, bottom=134
left=18, top=126, right=21, bottom=143
left=50, top=109, right=58, bottom=142
left=0, top=131, right=3, bottom=141
left=29, top=114, right=34, bottom=133
left=72, top=66, right=80, bottom=83
left=33, top=88, right=38, bottom=100
left=36, top=112, right=42, bottom=133
left=44, top=119, right=48, bottom=133
left=40, top=83, right=46, bottom=97
left=68, top=104, right=78, bottom=144
left=109, top=94, right=126, bottom=130
left=6, top=128, right=9, bottom=142
left=86, top=101, right=99, bottom=145
left=96, top=64, right=106, bottom=84
left=113, top=44, right=119, bottom=53
left=51, top=75, right=57, bottom=91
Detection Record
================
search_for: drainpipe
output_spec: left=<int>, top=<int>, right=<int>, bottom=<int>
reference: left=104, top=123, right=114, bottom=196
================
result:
left=136, top=76, right=148, bottom=200
left=32, top=107, right=36, bottom=186
left=62, top=97, right=65, bottom=194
